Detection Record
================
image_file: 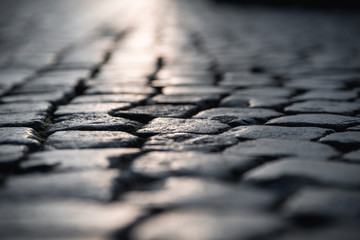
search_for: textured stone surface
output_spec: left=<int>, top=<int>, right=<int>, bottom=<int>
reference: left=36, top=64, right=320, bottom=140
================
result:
left=0, top=112, right=47, bottom=130
left=225, top=139, right=339, bottom=159
left=0, top=102, right=53, bottom=114
left=0, top=91, right=69, bottom=104
left=219, top=72, right=276, bottom=88
left=193, top=108, right=283, bottom=126
left=0, top=170, right=119, bottom=202
left=245, top=159, right=360, bottom=188
left=0, top=127, right=41, bottom=149
left=122, top=177, right=277, bottom=209
left=21, top=148, right=140, bottom=171
left=293, top=90, right=357, bottom=101
left=0, top=201, right=143, bottom=240
left=112, top=104, right=198, bottom=122
left=44, top=131, right=140, bottom=150
left=130, top=209, right=285, bottom=240
left=0, top=145, right=28, bottom=168
left=220, top=95, right=289, bottom=109
left=86, top=85, right=157, bottom=95
left=319, top=132, right=360, bottom=150
left=283, top=187, right=360, bottom=220
left=48, top=113, right=141, bottom=133
left=54, top=103, right=131, bottom=116
left=143, top=133, right=238, bottom=152
left=223, top=125, right=333, bottom=141
left=162, top=86, right=231, bottom=96
left=131, top=151, right=257, bottom=180
left=232, top=87, right=297, bottom=98
left=343, top=150, right=360, bottom=163
left=149, top=94, right=220, bottom=108
left=267, top=114, right=360, bottom=129
left=285, top=100, right=360, bottom=115
left=136, top=118, right=229, bottom=136
left=71, top=94, right=148, bottom=104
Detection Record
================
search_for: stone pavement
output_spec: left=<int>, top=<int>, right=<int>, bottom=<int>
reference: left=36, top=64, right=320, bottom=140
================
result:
left=1, top=0, right=360, bottom=239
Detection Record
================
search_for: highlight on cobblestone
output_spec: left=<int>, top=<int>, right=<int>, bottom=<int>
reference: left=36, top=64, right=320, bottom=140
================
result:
left=0, top=0, right=360, bottom=239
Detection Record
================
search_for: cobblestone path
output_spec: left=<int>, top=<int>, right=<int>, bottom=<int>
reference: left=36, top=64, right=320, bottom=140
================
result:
left=1, top=0, right=360, bottom=239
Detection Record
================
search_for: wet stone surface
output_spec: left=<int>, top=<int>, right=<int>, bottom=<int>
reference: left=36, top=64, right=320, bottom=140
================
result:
left=44, top=130, right=140, bottom=150
left=0, top=127, right=41, bottom=150
left=0, top=112, right=47, bottom=130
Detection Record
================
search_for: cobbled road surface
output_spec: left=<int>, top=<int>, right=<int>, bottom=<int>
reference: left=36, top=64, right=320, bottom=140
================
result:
left=1, top=0, right=360, bottom=239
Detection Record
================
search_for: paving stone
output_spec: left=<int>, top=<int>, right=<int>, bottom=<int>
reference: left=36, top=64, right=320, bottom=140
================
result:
left=0, top=70, right=33, bottom=92
left=343, top=150, right=360, bottom=163
left=244, top=159, right=360, bottom=188
left=12, top=84, right=77, bottom=95
left=0, top=145, right=28, bottom=169
left=149, top=94, right=220, bottom=108
left=136, top=118, right=229, bottom=136
left=162, top=86, right=231, bottom=96
left=0, top=201, right=143, bottom=240
left=0, top=170, right=119, bottom=202
left=193, top=107, right=283, bottom=126
left=319, top=132, right=360, bottom=150
left=219, top=72, right=276, bottom=87
left=0, top=112, right=47, bottom=130
left=267, top=114, right=360, bottom=130
left=21, top=148, right=140, bottom=171
left=130, top=209, right=285, bottom=240
left=223, top=126, right=334, bottom=141
left=71, top=94, right=148, bottom=104
left=0, top=127, right=41, bottom=149
left=285, top=100, right=360, bottom=116
left=143, top=133, right=238, bottom=152
left=112, top=104, right=198, bottom=122
left=220, top=95, right=289, bottom=109
left=86, top=85, right=157, bottom=95
left=293, top=90, right=357, bottom=101
left=225, top=139, right=339, bottom=159
left=54, top=103, right=131, bottom=116
left=0, top=91, right=69, bottom=104
left=285, top=78, right=347, bottom=90
left=44, top=130, right=140, bottom=150
left=0, top=102, right=53, bottom=114
left=131, top=151, right=258, bottom=180
left=122, top=177, right=277, bottom=210
left=347, top=125, right=360, bottom=131
left=48, top=113, right=141, bottom=133
left=232, top=87, right=297, bottom=98
left=152, top=76, right=215, bottom=87
left=283, top=187, right=360, bottom=220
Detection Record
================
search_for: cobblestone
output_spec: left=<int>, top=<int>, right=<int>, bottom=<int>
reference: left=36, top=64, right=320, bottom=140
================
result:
left=0, top=112, right=47, bottom=130
left=343, top=150, right=360, bottom=163
left=319, top=131, right=360, bottom=151
left=149, top=94, right=220, bottom=108
left=0, top=145, right=28, bottom=169
left=54, top=102, right=131, bottom=116
left=44, top=131, right=140, bottom=150
left=0, top=127, right=41, bottom=150
left=70, top=94, right=148, bottom=104
left=293, top=90, right=357, bottom=101
left=0, top=102, right=53, bottom=114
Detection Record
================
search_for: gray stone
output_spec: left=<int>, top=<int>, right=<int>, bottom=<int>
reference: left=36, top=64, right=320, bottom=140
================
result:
left=130, top=209, right=285, bottom=240
left=343, top=150, right=360, bottom=163
left=285, top=100, right=360, bottom=116
left=219, top=72, right=276, bottom=88
left=0, top=112, right=46, bottom=130
left=347, top=125, right=360, bottom=131
left=0, top=127, right=41, bottom=149
left=44, top=131, right=140, bottom=150
left=244, top=159, right=360, bottom=188
left=283, top=187, right=360, bottom=220
left=71, top=94, right=148, bottom=104
left=86, top=85, right=157, bottom=95
left=150, top=95, right=220, bottom=108
left=122, top=177, right=277, bottom=209
left=319, top=132, right=360, bottom=150
left=220, top=95, right=289, bottom=109
left=232, top=87, right=297, bottom=98
left=223, top=126, right=334, bottom=141
left=0, top=102, right=53, bottom=114
left=54, top=103, right=131, bottom=116
left=225, top=139, right=339, bottom=159
left=21, top=148, right=140, bottom=171
left=293, top=90, right=357, bottom=101
left=162, top=86, right=231, bottom=96
left=0, top=91, right=69, bottom=104
left=0, top=201, right=142, bottom=240
left=143, top=133, right=238, bottom=152
left=131, top=151, right=257, bottom=180
left=48, top=113, right=141, bottom=133
left=0, top=70, right=33, bottom=92
left=267, top=114, right=360, bottom=130
left=285, top=78, right=347, bottom=90
left=12, top=84, right=76, bottom=95
left=136, top=118, right=229, bottom=136
left=0, top=145, right=28, bottom=167
left=193, top=108, right=283, bottom=126
left=112, top=104, right=198, bottom=122
left=152, top=76, right=215, bottom=87
left=0, top=170, right=119, bottom=202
